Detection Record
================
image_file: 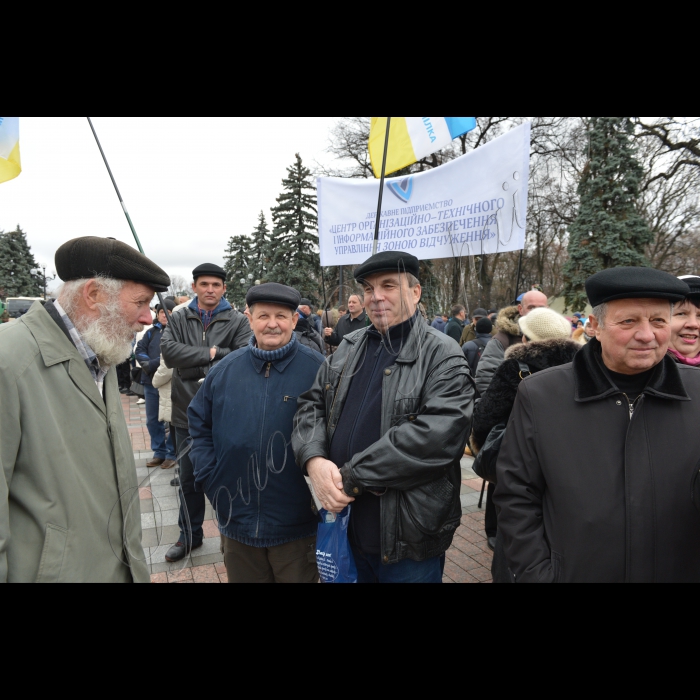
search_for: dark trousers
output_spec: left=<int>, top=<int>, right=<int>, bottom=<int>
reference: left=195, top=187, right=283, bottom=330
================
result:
left=485, top=482, right=498, bottom=538
left=175, top=426, right=206, bottom=548
left=117, top=361, right=131, bottom=391
left=144, top=385, right=175, bottom=461
left=352, top=545, right=443, bottom=584
left=222, top=536, right=318, bottom=584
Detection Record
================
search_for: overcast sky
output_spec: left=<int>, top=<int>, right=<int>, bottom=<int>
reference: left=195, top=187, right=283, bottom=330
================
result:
left=0, top=117, right=340, bottom=292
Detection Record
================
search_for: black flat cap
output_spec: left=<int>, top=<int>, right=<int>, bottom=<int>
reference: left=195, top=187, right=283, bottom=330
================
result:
left=678, top=275, right=700, bottom=299
left=586, top=267, right=690, bottom=307
left=354, top=252, right=421, bottom=283
left=299, top=298, right=313, bottom=308
left=55, top=237, right=170, bottom=293
left=247, top=283, right=301, bottom=312
left=193, top=263, right=226, bottom=282
left=472, top=308, right=488, bottom=319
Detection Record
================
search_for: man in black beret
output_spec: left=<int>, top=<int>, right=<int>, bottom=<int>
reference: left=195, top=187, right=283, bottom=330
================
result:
left=495, top=266, right=700, bottom=583
left=160, top=263, right=252, bottom=564
left=188, top=283, right=324, bottom=583
left=293, top=251, right=476, bottom=584
left=0, top=236, right=171, bottom=583
left=298, top=298, right=323, bottom=336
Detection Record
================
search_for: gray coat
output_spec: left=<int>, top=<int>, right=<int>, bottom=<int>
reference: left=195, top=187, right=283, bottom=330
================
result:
left=161, top=303, right=252, bottom=429
left=0, top=303, right=149, bottom=583
left=293, top=317, right=476, bottom=564
left=495, top=339, right=700, bottom=583
left=475, top=306, right=521, bottom=396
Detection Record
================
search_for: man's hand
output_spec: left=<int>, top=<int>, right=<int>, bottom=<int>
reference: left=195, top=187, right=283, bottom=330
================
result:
left=210, top=347, right=217, bottom=361
left=324, top=328, right=333, bottom=338
left=307, top=457, right=354, bottom=514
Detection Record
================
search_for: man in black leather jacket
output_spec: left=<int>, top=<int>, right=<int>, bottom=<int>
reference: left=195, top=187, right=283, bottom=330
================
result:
left=160, top=263, right=252, bottom=563
left=293, top=252, right=475, bottom=584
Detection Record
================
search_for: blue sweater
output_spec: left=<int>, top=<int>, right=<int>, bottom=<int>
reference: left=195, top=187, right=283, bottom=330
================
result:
left=188, top=334, right=324, bottom=547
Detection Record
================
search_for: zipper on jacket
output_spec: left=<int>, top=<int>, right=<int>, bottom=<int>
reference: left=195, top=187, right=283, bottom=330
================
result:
left=265, top=363, right=272, bottom=379
left=621, top=393, right=643, bottom=420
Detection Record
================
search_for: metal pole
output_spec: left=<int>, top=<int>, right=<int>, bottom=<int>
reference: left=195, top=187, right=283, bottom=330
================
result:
left=339, top=265, right=343, bottom=306
left=86, top=117, right=169, bottom=315
left=372, top=117, right=393, bottom=256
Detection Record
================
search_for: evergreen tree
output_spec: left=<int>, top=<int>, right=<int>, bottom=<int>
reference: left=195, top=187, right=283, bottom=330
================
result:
left=267, top=154, right=320, bottom=304
left=223, top=234, right=252, bottom=308
left=250, top=211, right=271, bottom=283
left=0, top=226, right=41, bottom=298
left=564, top=118, right=653, bottom=310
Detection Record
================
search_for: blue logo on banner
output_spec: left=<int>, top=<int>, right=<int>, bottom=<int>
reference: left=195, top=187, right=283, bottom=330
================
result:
left=388, top=177, right=414, bottom=203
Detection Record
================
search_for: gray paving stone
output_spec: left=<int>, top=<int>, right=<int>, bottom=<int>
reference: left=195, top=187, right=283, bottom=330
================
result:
left=141, top=528, right=160, bottom=549
left=197, top=538, right=224, bottom=558
left=153, top=509, right=180, bottom=528
left=151, top=485, right=178, bottom=499
left=140, top=500, right=154, bottom=514
left=152, top=496, right=179, bottom=512
left=141, top=513, right=156, bottom=530
left=460, top=493, right=482, bottom=509
left=191, top=552, right=224, bottom=568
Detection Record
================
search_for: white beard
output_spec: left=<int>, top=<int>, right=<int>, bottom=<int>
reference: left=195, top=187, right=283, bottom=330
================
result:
left=76, top=301, right=144, bottom=367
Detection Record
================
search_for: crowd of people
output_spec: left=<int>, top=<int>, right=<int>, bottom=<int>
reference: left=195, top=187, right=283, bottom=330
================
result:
left=1, top=236, right=699, bottom=583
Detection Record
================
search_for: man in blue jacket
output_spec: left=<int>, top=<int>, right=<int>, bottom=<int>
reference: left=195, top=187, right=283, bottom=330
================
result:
left=189, top=283, right=324, bottom=584
left=135, top=299, right=177, bottom=469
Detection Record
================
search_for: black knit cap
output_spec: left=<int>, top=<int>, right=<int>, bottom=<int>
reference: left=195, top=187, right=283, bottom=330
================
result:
left=354, top=251, right=421, bottom=283
left=55, top=237, right=170, bottom=293
left=247, top=283, right=301, bottom=312
left=678, top=276, right=700, bottom=300
left=586, top=267, right=690, bottom=307
left=156, top=299, right=177, bottom=314
left=192, top=263, right=226, bottom=282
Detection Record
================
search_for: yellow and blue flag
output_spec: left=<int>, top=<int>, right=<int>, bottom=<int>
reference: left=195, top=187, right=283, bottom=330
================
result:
left=0, top=117, right=21, bottom=184
left=369, top=117, right=477, bottom=178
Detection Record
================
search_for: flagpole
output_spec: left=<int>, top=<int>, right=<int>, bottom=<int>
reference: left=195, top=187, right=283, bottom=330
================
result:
left=87, top=117, right=170, bottom=314
left=372, top=117, right=393, bottom=256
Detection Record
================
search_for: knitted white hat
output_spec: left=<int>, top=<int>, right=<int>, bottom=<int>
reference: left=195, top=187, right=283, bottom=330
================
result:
left=519, top=308, right=572, bottom=342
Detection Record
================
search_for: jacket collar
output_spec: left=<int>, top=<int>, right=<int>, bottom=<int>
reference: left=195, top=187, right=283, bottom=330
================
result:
left=345, top=311, right=426, bottom=364
left=574, top=338, right=690, bottom=403
left=186, top=297, right=232, bottom=318
left=248, top=335, right=300, bottom=375
left=22, top=302, right=107, bottom=415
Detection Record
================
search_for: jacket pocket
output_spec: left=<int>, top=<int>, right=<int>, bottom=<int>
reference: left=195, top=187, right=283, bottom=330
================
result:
left=36, top=525, right=69, bottom=584
left=399, top=476, right=457, bottom=540
left=551, top=551, right=564, bottom=584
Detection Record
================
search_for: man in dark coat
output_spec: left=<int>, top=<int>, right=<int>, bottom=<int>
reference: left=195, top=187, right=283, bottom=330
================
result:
left=293, top=252, right=475, bottom=584
left=160, top=264, right=252, bottom=563
left=495, top=267, right=700, bottom=583
left=324, top=294, right=367, bottom=348
left=444, top=305, right=466, bottom=345
left=189, top=284, right=323, bottom=583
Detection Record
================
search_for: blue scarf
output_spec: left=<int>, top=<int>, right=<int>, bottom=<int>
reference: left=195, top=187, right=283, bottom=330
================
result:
left=249, top=332, right=298, bottom=363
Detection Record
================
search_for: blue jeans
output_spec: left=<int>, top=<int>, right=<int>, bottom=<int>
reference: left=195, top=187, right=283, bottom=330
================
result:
left=143, top=385, right=175, bottom=461
left=352, top=545, right=443, bottom=584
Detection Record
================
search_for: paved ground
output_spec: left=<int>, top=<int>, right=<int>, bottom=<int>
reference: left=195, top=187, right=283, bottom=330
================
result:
left=123, top=394, right=493, bottom=584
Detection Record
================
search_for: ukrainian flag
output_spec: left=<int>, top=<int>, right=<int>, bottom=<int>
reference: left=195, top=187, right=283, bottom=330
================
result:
left=0, top=117, right=21, bottom=184
left=369, top=117, right=477, bottom=178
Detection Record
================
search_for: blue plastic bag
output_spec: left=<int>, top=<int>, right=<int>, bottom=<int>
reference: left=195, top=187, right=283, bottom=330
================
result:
left=316, top=507, right=358, bottom=584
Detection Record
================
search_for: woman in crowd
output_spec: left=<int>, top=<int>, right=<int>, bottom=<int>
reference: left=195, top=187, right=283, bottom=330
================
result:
left=668, top=276, right=700, bottom=366
left=470, top=307, right=581, bottom=583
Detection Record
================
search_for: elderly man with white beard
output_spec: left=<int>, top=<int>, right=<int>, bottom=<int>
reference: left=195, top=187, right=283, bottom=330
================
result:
left=0, top=237, right=171, bottom=583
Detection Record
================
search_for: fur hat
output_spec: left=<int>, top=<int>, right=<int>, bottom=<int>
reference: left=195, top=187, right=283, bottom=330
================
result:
left=519, top=308, right=572, bottom=342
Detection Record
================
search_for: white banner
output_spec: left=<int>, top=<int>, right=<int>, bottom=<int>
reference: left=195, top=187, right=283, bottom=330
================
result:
left=318, top=122, right=530, bottom=267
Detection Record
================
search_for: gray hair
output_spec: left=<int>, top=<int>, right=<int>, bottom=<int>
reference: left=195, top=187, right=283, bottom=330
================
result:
left=591, top=301, right=674, bottom=329
left=57, top=277, right=126, bottom=317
